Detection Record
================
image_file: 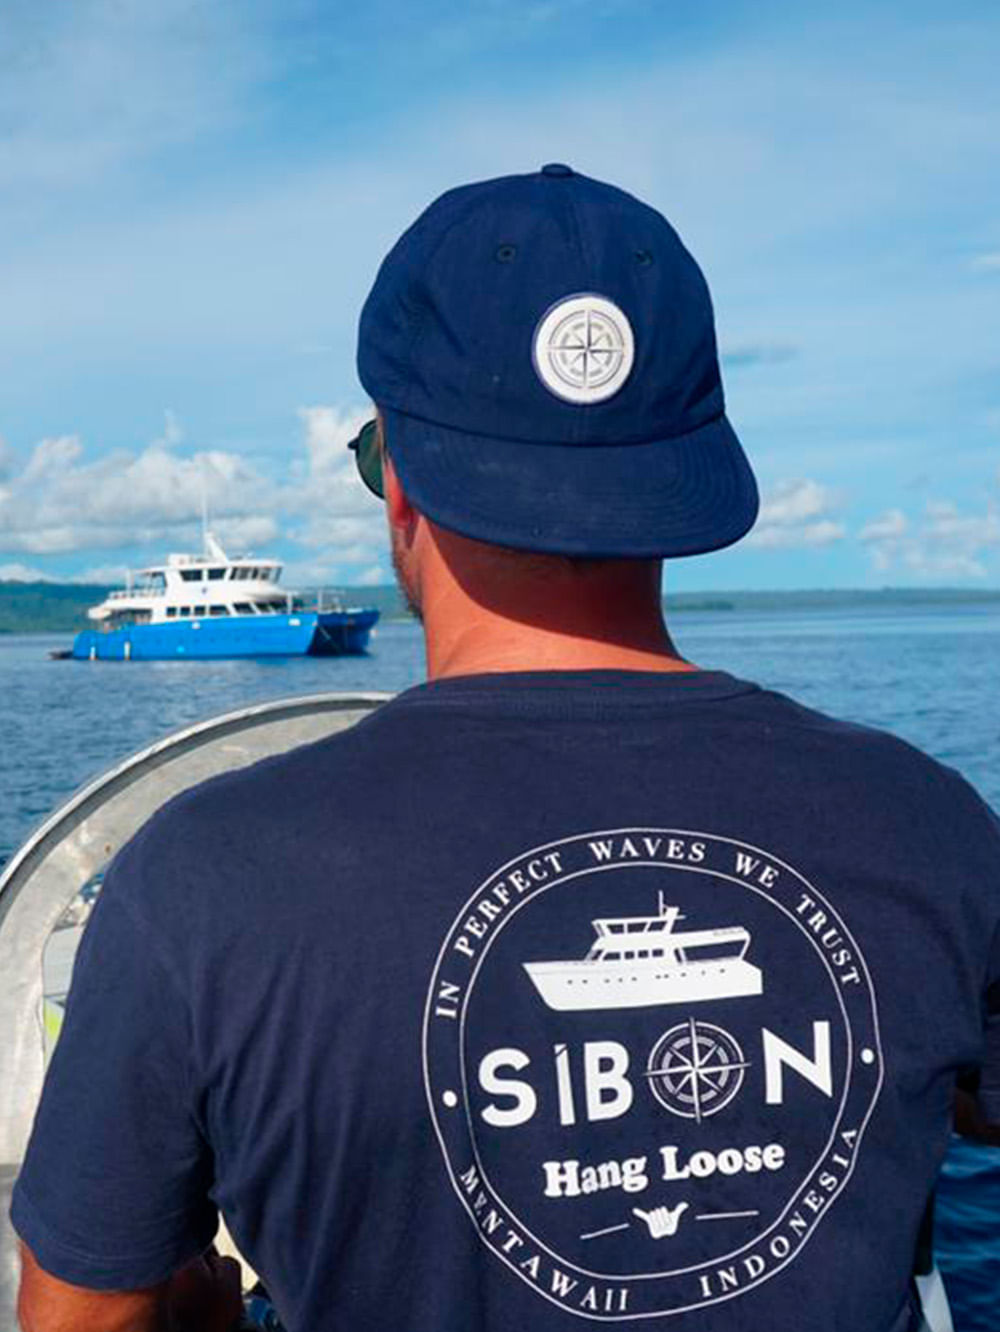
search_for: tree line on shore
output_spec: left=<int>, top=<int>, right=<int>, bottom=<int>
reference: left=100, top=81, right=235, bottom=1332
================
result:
left=2, top=580, right=999, bottom=635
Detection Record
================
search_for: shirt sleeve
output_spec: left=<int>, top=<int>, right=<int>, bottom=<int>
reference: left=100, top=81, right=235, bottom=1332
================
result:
left=10, top=850, right=217, bottom=1290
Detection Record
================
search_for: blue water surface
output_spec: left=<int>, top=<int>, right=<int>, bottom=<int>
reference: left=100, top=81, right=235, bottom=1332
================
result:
left=1, top=604, right=998, bottom=1328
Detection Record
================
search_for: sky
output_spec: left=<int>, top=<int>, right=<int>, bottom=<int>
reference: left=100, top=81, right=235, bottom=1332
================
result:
left=0, top=0, right=998, bottom=592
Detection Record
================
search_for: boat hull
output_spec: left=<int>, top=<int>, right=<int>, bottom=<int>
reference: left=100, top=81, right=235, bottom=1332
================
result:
left=307, top=609, right=380, bottom=657
left=523, top=958, right=763, bottom=1012
left=71, top=609, right=379, bottom=661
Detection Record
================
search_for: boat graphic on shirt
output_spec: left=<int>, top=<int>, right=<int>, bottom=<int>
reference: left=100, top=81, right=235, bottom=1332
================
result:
left=523, top=894, right=763, bottom=1012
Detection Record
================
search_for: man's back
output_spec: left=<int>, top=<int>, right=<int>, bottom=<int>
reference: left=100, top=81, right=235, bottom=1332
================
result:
left=18, top=668, right=1000, bottom=1330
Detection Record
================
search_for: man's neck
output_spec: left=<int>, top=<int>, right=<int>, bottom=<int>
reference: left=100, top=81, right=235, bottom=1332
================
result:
left=426, top=627, right=696, bottom=680
left=415, top=543, right=696, bottom=681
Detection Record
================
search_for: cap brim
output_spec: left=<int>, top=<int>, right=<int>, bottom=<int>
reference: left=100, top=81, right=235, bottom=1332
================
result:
left=382, top=409, right=759, bottom=559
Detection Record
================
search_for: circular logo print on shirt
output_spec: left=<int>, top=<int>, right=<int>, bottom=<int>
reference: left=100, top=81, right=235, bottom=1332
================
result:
left=423, top=829, right=883, bottom=1321
left=532, top=294, right=635, bottom=403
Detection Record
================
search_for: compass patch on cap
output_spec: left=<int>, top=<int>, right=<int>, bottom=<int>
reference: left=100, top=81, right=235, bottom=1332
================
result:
left=532, top=293, right=635, bottom=404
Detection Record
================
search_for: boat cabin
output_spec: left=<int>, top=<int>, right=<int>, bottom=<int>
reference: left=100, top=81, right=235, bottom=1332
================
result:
left=87, top=535, right=297, bottom=628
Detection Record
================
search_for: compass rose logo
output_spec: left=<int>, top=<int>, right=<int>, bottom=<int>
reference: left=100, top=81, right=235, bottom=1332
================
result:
left=645, top=1018, right=749, bottom=1121
left=532, top=293, right=635, bottom=403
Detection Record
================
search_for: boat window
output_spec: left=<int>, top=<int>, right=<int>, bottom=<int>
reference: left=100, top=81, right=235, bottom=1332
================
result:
left=602, top=951, right=620, bottom=962
left=208, top=567, right=225, bottom=581
left=626, top=922, right=649, bottom=933
left=209, top=605, right=228, bottom=616
left=165, top=607, right=177, bottom=618
left=607, top=923, right=625, bottom=934
left=622, top=951, right=636, bottom=961
left=635, top=949, right=649, bottom=959
left=233, top=602, right=253, bottom=614
left=180, top=569, right=202, bottom=582
left=179, top=606, right=191, bottom=617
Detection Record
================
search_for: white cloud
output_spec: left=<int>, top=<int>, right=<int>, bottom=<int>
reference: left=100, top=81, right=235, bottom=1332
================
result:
left=971, top=252, right=1000, bottom=272
left=899, top=547, right=990, bottom=579
left=22, top=434, right=85, bottom=482
left=0, top=562, right=54, bottom=582
left=1, top=429, right=274, bottom=553
left=858, top=509, right=907, bottom=542
left=757, top=479, right=833, bottom=525
left=152, top=409, right=183, bottom=450
left=354, top=564, right=388, bottom=587
left=860, top=498, right=1000, bottom=579
left=295, top=406, right=369, bottom=484
left=212, top=515, right=280, bottom=550
left=0, top=407, right=390, bottom=581
left=745, top=479, right=846, bottom=549
left=285, top=407, right=386, bottom=571
left=749, top=519, right=846, bottom=550
left=73, top=564, right=129, bottom=585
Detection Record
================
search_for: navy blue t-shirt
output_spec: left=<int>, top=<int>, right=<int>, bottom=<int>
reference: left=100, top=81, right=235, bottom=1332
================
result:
left=12, top=670, right=1000, bottom=1331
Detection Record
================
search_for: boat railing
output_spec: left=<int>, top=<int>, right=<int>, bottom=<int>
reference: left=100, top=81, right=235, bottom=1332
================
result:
left=293, top=588, right=347, bottom=613
left=105, top=587, right=166, bottom=601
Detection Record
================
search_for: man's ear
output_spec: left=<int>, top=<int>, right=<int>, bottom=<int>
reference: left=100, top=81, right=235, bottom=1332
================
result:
left=383, top=452, right=418, bottom=545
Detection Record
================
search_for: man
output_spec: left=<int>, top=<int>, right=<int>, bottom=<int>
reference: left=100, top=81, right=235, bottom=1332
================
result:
left=13, top=166, right=1000, bottom=1332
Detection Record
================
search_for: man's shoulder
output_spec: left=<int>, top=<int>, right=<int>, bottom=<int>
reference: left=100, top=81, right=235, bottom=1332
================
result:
left=754, top=681, right=953, bottom=767
left=749, top=683, right=998, bottom=829
left=100, top=696, right=421, bottom=915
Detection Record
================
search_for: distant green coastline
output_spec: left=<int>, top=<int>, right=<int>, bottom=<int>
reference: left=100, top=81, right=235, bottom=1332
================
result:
left=2, top=581, right=999, bottom=635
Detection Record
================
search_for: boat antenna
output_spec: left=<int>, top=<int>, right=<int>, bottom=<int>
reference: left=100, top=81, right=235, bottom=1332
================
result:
left=200, top=458, right=209, bottom=555
left=656, top=891, right=682, bottom=922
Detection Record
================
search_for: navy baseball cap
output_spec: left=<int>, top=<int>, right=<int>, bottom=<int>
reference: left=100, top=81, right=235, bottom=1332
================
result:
left=357, top=164, right=758, bottom=558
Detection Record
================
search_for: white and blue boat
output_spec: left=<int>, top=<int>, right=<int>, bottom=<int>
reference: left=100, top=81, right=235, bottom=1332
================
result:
left=69, top=535, right=379, bottom=661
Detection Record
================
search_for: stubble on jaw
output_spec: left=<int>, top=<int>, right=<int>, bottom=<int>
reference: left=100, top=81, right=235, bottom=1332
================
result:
left=391, top=527, right=423, bottom=623
left=379, top=414, right=422, bottom=623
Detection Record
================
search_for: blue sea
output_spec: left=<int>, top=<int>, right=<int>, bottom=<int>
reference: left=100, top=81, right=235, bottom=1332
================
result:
left=2, top=605, right=999, bottom=1329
